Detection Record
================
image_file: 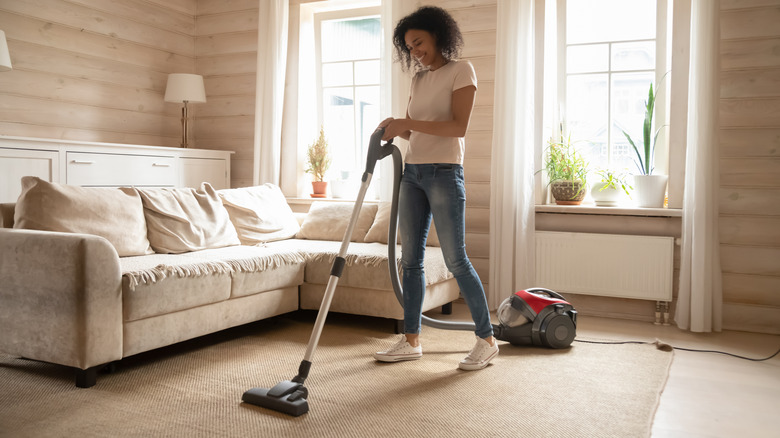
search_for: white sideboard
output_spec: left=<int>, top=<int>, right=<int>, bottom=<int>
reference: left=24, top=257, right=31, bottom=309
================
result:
left=0, top=136, right=233, bottom=203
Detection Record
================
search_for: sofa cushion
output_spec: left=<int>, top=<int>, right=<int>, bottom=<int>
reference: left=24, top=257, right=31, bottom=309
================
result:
left=363, top=202, right=441, bottom=247
left=120, top=243, right=307, bottom=321
left=297, top=201, right=378, bottom=242
left=217, top=184, right=300, bottom=245
left=137, top=183, right=240, bottom=254
left=13, top=176, right=153, bottom=257
left=295, top=240, right=453, bottom=290
left=120, top=252, right=233, bottom=322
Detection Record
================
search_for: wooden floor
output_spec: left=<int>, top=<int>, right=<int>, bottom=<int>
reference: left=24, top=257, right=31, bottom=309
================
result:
left=431, top=302, right=780, bottom=438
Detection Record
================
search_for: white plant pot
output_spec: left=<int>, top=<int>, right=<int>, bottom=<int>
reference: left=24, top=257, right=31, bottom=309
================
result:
left=633, top=174, right=668, bottom=208
left=590, top=182, right=621, bottom=207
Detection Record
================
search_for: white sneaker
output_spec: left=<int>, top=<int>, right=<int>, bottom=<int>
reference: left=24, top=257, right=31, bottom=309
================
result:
left=459, top=337, right=499, bottom=371
left=374, top=336, right=422, bottom=362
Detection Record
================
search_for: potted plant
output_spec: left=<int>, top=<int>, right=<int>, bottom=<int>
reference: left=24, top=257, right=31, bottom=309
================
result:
left=543, top=127, right=589, bottom=205
left=621, top=75, right=669, bottom=208
left=305, top=126, right=331, bottom=198
left=590, top=169, right=633, bottom=207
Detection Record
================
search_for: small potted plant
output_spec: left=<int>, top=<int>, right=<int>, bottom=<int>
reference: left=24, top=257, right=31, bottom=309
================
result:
left=621, top=74, right=669, bottom=207
left=590, top=169, right=633, bottom=207
left=543, top=126, right=589, bottom=205
left=305, top=126, right=331, bottom=198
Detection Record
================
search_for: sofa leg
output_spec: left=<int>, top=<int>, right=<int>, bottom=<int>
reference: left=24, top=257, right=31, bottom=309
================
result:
left=394, top=319, right=403, bottom=334
left=441, top=302, right=453, bottom=315
left=75, top=366, right=99, bottom=388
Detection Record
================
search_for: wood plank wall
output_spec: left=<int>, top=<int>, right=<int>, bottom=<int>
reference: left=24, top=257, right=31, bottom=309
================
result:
left=434, top=0, right=497, bottom=292
left=194, top=0, right=258, bottom=188
left=0, top=0, right=197, bottom=147
left=719, top=0, right=780, bottom=334
left=1, top=0, right=777, bottom=332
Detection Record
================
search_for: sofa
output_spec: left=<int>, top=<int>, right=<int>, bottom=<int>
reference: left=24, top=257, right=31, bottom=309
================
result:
left=0, top=177, right=459, bottom=388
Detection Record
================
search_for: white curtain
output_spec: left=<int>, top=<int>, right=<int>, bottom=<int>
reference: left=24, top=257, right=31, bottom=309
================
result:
left=379, top=0, right=415, bottom=201
left=675, top=0, right=722, bottom=332
left=488, top=0, right=537, bottom=309
left=254, top=0, right=289, bottom=185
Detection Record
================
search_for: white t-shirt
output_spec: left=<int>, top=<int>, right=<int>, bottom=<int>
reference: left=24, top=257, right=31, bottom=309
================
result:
left=406, top=60, right=478, bottom=165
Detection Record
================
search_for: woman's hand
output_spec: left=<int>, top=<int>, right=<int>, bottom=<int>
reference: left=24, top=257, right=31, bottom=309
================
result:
left=378, top=117, right=410, bottom=141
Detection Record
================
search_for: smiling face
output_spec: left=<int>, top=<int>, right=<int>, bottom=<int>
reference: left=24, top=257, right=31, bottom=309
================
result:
left=404, top=29, right=446, bottom=70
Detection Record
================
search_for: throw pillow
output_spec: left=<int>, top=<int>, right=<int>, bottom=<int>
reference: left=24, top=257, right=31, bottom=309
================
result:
left=297, top=201, right=378, bottom=242
left=363, top=202, right=440, bottom=247
left=137, top=183, right=240, bottom=254
left=13, top=176, right=153, bottom=257
left=217, top=183, right=300, bottom=245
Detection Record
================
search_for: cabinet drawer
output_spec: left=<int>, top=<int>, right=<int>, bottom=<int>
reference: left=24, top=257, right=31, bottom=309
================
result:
left=67, top=152, right=176, bottom=187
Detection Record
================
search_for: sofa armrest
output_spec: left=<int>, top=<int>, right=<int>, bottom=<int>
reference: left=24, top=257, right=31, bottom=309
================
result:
left=0, top=228, right=123, bottom=370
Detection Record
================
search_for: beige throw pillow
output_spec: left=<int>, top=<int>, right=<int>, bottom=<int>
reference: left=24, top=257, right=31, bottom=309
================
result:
left=297, top=201, right=378, bottom=242
left=363, top=202, right=440, bottom=247
left=217, top=184, right=300, bottom=245
left=13, top=176, right=153, bottom=257
left=137, top=183, right=240, bottom=254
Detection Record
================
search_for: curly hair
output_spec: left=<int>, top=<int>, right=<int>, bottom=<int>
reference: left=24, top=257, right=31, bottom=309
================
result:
left=392, top=6, right=463, bottom=72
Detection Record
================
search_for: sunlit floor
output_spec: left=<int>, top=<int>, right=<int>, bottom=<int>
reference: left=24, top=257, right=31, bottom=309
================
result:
left=426, top=301, right=780, bottom=438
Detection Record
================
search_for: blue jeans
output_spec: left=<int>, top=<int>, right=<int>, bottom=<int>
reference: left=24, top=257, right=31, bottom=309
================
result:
left=399, top=163, right=493, bottom=339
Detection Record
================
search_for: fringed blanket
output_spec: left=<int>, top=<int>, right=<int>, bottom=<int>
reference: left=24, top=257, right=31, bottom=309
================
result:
left=293, top=240, right=454, bottom=285
left=120, top=239, right=453, bottom=290
left=120, top=241, right=305, bottom=290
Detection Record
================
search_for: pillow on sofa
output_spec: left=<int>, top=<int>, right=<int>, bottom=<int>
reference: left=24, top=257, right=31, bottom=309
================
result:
left=217, top=183, right=300, bottom=245
left=297, top=201, right=378, bottom=242
left=13, top=176, right=153, bottom=256
left=363, top=202, right=440, bottom=247
left=137, top=183, right=240, bottom=254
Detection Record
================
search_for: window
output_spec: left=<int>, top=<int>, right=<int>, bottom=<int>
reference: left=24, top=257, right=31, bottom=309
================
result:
left=559, top=0, right=668, bottom=177
left=315, top=8, right=381, bottom=181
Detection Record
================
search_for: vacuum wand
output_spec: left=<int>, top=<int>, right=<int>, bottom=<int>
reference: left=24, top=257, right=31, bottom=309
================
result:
left=242, top=127, right=394, bottom=417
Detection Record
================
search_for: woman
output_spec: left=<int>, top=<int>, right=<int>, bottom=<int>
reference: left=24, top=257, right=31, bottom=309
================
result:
left=373, top=6, right=497, bottom=371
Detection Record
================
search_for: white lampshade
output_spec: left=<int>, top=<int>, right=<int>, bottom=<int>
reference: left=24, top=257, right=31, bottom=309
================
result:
left=164, top=73, right=206, bottom=103
left=0, top=30, right=12, bottom=72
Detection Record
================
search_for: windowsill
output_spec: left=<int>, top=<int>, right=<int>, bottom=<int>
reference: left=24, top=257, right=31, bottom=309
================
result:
left=536, top=204, right=682, bottom=217
left=288, top=198, right=681, bottom=217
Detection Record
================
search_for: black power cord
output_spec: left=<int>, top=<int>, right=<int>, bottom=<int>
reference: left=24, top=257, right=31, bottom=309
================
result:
left=573, top=339, right=780, bottom=362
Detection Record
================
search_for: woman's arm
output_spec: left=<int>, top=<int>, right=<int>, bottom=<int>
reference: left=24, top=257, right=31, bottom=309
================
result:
left=379, top=85, right=476, bottom=141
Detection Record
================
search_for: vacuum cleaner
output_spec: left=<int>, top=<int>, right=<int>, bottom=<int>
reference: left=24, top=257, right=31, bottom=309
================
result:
left=242, top=127, right=577, bottom=416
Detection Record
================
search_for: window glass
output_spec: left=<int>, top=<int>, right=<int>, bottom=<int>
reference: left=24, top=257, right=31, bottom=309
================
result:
left=318, top=14, right=381, bottom=179
left=567, top=44, right=609, bottom=74
left=566, top=0, right=656, bottom=44
left=321, top=17, right=381, bottom=62
left=611, top=41, right=655, bottom=71
left=564, top=0, right=658, bottom=179
left=322, top=62, right=353, bottom=87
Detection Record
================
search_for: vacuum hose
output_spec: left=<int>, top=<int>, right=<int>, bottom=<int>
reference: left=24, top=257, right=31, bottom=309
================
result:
left=371, top=128, right=476, bottom=332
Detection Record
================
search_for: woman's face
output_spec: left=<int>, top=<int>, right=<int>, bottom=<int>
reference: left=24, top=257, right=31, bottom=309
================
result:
left=404, top=29, right=443, bottom=69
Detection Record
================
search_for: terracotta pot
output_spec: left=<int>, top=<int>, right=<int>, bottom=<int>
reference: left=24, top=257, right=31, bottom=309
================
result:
left=311, top=181, right=328, bottom=198
left=551, top=181, right=586, bottom=205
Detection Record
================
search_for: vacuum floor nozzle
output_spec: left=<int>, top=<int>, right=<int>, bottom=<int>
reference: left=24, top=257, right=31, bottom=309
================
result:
left=242, top=381, right=309, bottom=417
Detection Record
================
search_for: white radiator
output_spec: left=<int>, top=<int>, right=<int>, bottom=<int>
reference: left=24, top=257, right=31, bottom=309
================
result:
left=535, top=231, right=674, bottom=301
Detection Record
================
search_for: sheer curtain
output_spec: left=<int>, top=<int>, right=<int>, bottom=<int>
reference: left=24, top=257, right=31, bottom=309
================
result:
left=254, top=0, right=289, bottom=185
left=675, top=0, right=722, bottom=332
left=488, top=0, right=538, bottom=309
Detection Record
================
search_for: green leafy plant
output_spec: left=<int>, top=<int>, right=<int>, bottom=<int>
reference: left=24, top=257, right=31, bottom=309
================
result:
left=621, top=74, right=669, bottom=175
left=543, top=127, right=589, bottom=196
left=305, top=126, right=331, bottom=182
left=596, top=169, right=633, bottom=197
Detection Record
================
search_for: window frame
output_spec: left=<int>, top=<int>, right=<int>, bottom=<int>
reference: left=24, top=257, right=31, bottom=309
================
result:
left=554, top=0, right=671, bottom=201
left=313, top=6, right=382, bottom=180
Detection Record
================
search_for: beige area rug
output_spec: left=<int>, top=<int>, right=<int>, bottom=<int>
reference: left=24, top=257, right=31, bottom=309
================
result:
left=0, top=313, right=673, bottom=438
